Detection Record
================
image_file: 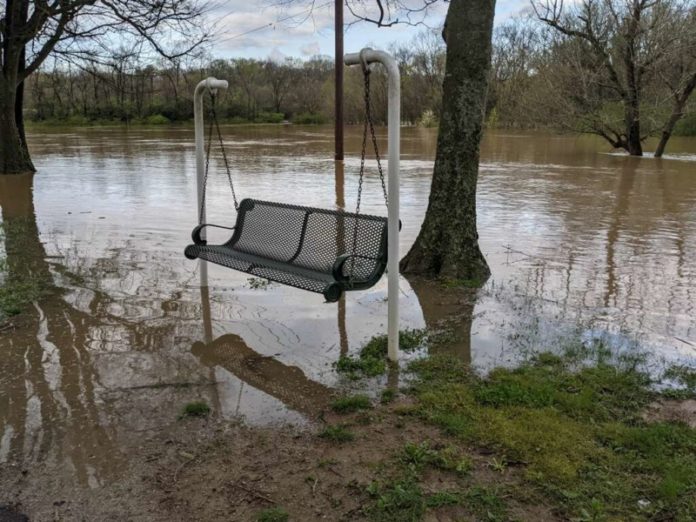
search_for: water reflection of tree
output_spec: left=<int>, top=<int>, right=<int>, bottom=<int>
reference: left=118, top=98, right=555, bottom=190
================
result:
left=407, top=276, right=474, bottom=363
left=0, top=174, right=215, bottom=488
left=0, top=172, right=345, bottom=488
left=0, top=173, right=126, bottom=485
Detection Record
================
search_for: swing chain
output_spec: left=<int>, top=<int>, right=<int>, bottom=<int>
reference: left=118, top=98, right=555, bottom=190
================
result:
left=351, top=58, right=389, bottom=282
left=199, top=92, right=239, bottom=226
left=356, top=60, right=389, bottom=218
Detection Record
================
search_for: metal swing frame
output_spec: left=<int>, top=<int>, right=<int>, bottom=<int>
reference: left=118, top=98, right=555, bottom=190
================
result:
left=191, top=48, right=401, bottom=361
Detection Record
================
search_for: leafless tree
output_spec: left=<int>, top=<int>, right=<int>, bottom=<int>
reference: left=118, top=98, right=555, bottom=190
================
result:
left=0, top=0, right=211, bottom=174
left=533, top=0, right=696, bottom=156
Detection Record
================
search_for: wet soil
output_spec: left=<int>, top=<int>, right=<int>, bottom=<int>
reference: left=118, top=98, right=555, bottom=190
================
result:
left=0, top=401, right=559, bottom=521
left=643, top=399, right=696, bottom=428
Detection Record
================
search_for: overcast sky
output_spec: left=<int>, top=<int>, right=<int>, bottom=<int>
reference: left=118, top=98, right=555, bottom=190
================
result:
left=206, top=0, right=531, bottom=60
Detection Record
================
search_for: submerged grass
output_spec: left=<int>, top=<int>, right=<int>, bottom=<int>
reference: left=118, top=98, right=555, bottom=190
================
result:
left=405, top=353, right=696, bottom=520
left=331, top=394, right=372, bottom=413
left=0, top=219, right=54, bottom=321
left=663, top=365, right=696, bottom=398
left=255, top=507, right=289, bottom=522
left=335, top=329, right=427, bottom=379
left=318, top=424, right=354, bottom=443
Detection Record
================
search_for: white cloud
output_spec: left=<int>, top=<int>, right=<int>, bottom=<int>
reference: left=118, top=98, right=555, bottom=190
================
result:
left=300, top=41, right=321, bottom=56
left=205, top=0, right=529, bottom=59
left=269, top=47, right=287, bottom=62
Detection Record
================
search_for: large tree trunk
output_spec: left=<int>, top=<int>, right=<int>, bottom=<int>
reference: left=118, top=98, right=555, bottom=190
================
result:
left=624, top=103, right=643, bottom=156
left=1, top=0, right=35, bottom=175
left=654, top=110, right=682, bottom=158
left=400, top=0, right=494, bottom=282
left=0, top=78, right=35, bottom=174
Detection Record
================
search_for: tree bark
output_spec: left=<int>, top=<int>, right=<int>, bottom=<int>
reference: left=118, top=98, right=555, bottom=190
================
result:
left=1, top=0, right=35, bottom=174
left=0, top=78, right=35, bottom=174
left=400, top=0, right=494, bottom=283
left=624, top=102, right=643, bottom=156
left=654, top=110, right=681, bottom=158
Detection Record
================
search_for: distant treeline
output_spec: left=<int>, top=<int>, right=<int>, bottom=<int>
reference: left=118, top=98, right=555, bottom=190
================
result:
left=24, top=21, right=696, bottom=137
left=23, top=31, right=444, bottom=127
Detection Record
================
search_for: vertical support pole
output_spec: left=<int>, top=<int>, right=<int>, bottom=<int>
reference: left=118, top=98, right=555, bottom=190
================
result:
left=193, top=77, right=228, bottom=288
left=344, top=49, right=400, bottom=362
left=386, top=56, right=400, bottom=363
left=334, top=0, right=344, bottom=161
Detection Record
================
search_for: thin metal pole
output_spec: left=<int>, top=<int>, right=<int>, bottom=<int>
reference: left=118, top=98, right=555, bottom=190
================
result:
left=194, top=77, right=228, bottom=287
left=334, top=0, right=344, bottom=161
left=344, top=49, right=400, bottom=362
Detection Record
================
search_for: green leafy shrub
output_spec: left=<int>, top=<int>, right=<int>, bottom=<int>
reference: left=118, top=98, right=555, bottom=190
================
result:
left=144, top=114, right=171, bottom=125
left=292, top=112, right=327, bottom=125
left=254, top=112, right=284, bottom=124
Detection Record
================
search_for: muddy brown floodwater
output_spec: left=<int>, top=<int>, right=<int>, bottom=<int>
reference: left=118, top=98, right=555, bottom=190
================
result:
left=1, top=125, right=695, bottom=515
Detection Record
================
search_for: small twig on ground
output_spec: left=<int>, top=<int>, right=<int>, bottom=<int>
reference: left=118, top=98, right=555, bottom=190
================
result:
left=327, top=466, right=344, bottom=478
left=231, top=481, right=276, bottom=504
left=173, top=451, right=197, bottom=483
left=0, top=322, right=15, bottom=332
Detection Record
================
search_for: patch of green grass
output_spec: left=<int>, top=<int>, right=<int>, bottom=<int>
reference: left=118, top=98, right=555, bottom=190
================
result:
left=380, top=388, right=396, bottom=404
left=400, top=442, right=472, bottom=477
left=331, top=394, right=372, bottom=413
left=256, top=507, right=289, bottom=522
left=318, top=424, right=354, bottom=443
left=407, top=352, right=696, bottom=520
left=463, top=486, right=508, bottom=521
left=179, top=401, right=211, bottom=418
left=336, top=329, right=428, bottom=379
left=366, top=478, right=425, bottom=521
left=425, top=490, right=461, bottom=508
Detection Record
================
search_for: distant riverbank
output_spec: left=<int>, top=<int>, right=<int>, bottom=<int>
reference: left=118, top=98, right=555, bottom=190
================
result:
left=24, top=111, right=328, bottom=128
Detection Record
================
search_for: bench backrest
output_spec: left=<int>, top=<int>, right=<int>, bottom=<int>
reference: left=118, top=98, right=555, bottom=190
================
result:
left=230, top=199, right=388, bottom=280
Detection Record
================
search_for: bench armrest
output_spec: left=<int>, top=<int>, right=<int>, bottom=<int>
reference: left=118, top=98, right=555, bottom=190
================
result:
left=332, top=253, right=379, bottom=282
left=191, top=223, right=236, bottom=245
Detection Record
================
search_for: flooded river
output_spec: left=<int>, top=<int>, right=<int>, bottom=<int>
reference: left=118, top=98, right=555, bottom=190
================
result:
left=1, top=125, right=695, bottom=491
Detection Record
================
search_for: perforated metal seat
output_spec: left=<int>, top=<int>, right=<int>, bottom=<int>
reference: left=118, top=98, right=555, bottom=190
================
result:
left=185, top=199, right=389, bottom=302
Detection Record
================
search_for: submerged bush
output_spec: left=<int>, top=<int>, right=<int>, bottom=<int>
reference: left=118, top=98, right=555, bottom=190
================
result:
left=292, top=112, right=327, bottom=125
left=254, top=112, right=284, bottom=124
left=144, top=114, right=171, bottom=125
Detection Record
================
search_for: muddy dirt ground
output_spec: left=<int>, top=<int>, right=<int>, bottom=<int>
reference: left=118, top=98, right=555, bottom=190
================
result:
left=0, top=398, right=559, bottom=521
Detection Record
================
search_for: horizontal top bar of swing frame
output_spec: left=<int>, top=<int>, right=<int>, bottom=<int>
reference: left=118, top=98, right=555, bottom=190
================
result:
left=344, top=48, right=400, bottom=76
left=195, top=78, right=229, bottom=95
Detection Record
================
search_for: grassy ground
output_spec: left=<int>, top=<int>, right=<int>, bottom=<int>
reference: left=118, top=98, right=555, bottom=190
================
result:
left=143, top=336, right=696, bottom=522
left=398, top=352, right=696, bottom=520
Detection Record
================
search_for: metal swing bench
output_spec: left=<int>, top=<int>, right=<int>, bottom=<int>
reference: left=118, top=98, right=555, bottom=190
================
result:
left=185, top=199, right=388, bottom=303
left=185, top=50, right=394, bottom=304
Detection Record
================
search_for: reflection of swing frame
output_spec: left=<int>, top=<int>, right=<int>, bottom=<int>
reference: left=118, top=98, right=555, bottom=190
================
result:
left=191, top=48, right=401, bottom=360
